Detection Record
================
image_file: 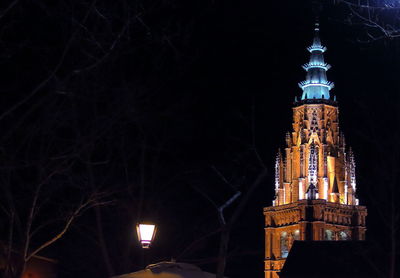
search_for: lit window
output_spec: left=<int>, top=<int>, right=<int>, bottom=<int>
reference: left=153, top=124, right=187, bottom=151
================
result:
left=325, top=229, right=333, bottom=240
left=294, top=229, right=300, bottom=240
left=281, top=232, right=289, bottom=258
left=340, top=231, right=349, bottom=241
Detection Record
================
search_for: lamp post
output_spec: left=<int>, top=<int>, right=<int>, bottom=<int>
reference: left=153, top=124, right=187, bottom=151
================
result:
left=136, top=223, right=156, bottom=249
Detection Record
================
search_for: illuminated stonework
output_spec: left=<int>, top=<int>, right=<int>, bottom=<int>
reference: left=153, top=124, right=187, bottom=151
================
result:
left=273, top=101, right=359, bottom=206
left=264, top=23, right=367, bottom=278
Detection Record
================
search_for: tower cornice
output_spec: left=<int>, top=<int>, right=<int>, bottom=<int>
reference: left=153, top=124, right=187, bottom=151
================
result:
left=293, top=98, right=337, bottom=107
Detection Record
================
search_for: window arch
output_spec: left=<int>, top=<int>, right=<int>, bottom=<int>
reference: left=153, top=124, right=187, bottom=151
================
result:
left=280, top=232, right=289, bottom=258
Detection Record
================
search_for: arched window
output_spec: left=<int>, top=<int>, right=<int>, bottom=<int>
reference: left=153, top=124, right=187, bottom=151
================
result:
left=340, top=231, right=349, bottom=241
left=294, top=229, right=300, bottom=240
left=325, top=229, right=333, bottom=240
left=281, top=232, right=289, bottom=258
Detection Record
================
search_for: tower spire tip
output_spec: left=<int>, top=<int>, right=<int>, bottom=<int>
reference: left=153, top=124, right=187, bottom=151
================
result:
left=298, top=21, right=333, bottom=101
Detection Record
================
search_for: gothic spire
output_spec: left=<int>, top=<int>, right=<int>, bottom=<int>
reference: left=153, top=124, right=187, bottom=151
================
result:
left=299, top=22, right=334, bottom=100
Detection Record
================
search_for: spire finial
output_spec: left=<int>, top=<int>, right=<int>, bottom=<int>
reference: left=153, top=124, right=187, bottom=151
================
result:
left=314, top=18, right=320, bottom=31
left=298, top=21, right=334, bottom=101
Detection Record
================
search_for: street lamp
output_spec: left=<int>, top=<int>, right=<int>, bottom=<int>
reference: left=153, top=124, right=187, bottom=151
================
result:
left=136, top=223, right=156, bottom=249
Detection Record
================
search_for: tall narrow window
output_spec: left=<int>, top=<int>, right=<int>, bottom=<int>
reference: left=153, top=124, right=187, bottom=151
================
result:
left=294, top=229, right=300, bottom=240
left=281, top=232, right=289, bottom=258
left=308, top=143, right=318, bottom=186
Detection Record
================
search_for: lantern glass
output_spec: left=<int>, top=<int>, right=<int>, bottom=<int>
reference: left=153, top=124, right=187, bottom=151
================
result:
left=137, top=224, right=156, bottom=248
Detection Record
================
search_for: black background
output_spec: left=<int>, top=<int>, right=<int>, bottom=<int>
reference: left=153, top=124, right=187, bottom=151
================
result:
left=0, top=0, right=399, bottom=277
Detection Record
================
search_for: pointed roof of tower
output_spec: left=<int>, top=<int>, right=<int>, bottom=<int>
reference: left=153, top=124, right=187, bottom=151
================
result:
left=298, top=21, right=334, bottom=101
left=308, top=22, right=325, bottom=52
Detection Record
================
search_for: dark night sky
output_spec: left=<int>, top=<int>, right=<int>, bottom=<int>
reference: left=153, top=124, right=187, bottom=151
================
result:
left=0, top=1, right=399, bottom=278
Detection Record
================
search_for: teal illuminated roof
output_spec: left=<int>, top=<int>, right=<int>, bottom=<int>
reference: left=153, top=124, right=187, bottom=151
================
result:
left=299, top=23, right=334, bottom=100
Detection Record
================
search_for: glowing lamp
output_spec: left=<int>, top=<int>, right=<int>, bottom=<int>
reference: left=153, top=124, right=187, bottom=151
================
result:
left=136, top=223, right=156, bottom=248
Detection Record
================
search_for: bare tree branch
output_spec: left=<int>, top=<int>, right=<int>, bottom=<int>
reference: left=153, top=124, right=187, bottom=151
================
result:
left=25, top=193, right=108, bottom=262
left=0, top=0, right=99, bottom=122
left=0, top=0, right=19, bottom=20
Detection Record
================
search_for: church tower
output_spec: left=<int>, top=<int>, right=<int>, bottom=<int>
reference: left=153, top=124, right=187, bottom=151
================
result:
left=264, top=23, right=367, bottom=278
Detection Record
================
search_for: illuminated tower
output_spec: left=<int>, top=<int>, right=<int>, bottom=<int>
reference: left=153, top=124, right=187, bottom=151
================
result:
left=264, top=23, right=367, bottom=278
